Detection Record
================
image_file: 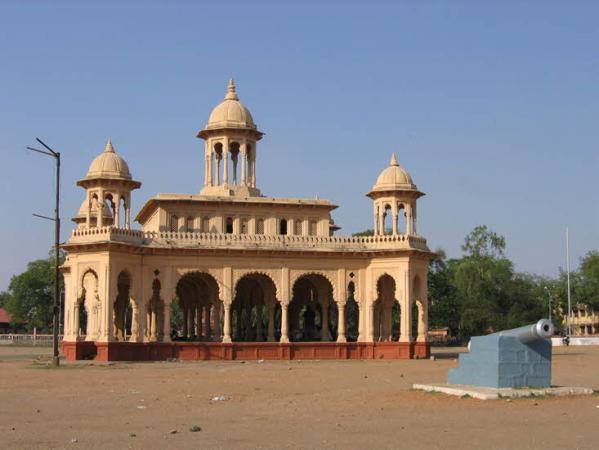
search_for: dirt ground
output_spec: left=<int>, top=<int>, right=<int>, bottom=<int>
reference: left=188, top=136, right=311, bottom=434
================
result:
left=0, top=346, right=598, bottom=450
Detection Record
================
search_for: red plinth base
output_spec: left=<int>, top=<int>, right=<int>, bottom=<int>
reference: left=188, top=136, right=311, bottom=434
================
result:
left=62, top=341, right=431, bottom=362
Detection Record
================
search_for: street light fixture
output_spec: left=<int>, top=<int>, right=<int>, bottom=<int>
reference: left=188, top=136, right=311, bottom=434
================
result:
left=27, top=138, right=61, bottom=367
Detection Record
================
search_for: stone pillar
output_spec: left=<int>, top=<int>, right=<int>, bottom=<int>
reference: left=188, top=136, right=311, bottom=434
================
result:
left=125, top=194, right=131, bottom=229
left=250, top=150, right=256, bottom=188
left=114, top=193, right=121, bottom=228
left=280, top=302, right=289, bottom=343
left=368, top=303, right=375, bottom=342
left=321, top=302, right=330, bottom=341
left=97, top=190, right=104, bottom=228
left=405, top=204, right=412, bottom=235
left=150, top=307, right=158, bottom=341
left=378, top=209, right=384, bottom=236
left=196, top=304, right=202, bottom=339
left=400, top=272, right=413, bottom=343
left=391, top=202, right=398, bottom=236
left=337, top=302, right=346, bottom=342
left=267, top=303, right=275, bottom=342
left=241, top=142, right=247, bottom=186
left=223, top=303, right=232, bottom=343
left=73, top=302, right=81, bottom=340
left=223, top=138, right=229, bottom=185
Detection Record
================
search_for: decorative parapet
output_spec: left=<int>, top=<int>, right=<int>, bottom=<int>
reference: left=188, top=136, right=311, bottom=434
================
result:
left=68, top=227, right=430, bottom=253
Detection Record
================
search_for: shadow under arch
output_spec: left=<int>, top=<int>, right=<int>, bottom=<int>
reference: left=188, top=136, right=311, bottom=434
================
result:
left=175, top=271, right=222, bottom=341
left=289, top=273, right=335, bottom=342
left=374, top=274, right=400, bottom=342
left=233, top=272, right=279, bottom=342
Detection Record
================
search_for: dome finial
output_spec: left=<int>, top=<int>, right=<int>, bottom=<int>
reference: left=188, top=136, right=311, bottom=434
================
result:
left=105, top=139, right=115, bottom=153
left=390, top=153, right=398, bottom=166
left=225, top=78, right=238, bottom=100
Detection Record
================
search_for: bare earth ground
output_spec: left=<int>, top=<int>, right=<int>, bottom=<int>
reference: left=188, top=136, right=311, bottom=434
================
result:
left=1, top=346, right=598, bottom=450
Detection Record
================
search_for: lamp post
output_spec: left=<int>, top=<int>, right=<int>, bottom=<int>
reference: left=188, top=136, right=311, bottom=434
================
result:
left=27, top=138, right=61, bottom=367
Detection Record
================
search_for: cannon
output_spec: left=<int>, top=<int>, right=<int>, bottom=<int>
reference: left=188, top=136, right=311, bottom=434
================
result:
left=448, top=319, right=554, bottom=388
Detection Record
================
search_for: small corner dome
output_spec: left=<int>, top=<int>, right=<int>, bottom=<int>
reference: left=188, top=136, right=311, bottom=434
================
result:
left=86, top=140, right=132, bottom=180
left=371, top=154, right=417, bottom=192
left=204, top=79, right=256, bottom=130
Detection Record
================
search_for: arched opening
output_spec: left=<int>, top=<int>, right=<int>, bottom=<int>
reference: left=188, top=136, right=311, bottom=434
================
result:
left=289, top=274, right=335, bottom=342
left=233, top=273, right=278, bottom=342
left=79, top=270, right=98, bottom=340
left=213, top=142, right=223, bottom=185
left=345, top=281, right=360, bottom=342
left=226, top=217, right=234, bottom=234
left=113, top=270, right=132, bottom=342
left=279, top=219, right=288, bottom=235
left=230, top=142, right=240, bottom=185
left=374, top=274, right=398, bottom=341
left=382, top=204, right=392, bottom=235
left=397, top=203, right=406, bottom=235
left=175, top=272, right=221, bottom=342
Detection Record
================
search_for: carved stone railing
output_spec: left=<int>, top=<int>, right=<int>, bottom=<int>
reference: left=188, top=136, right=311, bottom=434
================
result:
left=68, top=226, right=430, bottom=252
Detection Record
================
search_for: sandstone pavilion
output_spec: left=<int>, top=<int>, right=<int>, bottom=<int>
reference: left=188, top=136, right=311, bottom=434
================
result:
left=61, top=80, right=434, bottom=361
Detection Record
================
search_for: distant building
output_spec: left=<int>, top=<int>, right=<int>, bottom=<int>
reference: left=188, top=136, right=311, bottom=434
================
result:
left=567, top=304, right=599, bottom=336
left=0, top=308, right=12, bottom=332
left=61, top=80, right=434, bottom=361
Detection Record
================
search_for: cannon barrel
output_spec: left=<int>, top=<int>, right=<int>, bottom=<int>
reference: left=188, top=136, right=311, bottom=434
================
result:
left=496, top=319, right=554, bottom=343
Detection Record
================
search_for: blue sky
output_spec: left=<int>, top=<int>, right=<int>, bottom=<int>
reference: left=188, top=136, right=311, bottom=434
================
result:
left=1, top=1, right=598, bottom=290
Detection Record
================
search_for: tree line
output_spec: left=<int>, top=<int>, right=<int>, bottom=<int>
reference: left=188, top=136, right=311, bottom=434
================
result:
left=1, top=226, right=597, bottom=337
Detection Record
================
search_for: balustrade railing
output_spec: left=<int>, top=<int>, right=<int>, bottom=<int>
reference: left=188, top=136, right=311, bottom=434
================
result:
left=69, top=226, right=429, bottom=251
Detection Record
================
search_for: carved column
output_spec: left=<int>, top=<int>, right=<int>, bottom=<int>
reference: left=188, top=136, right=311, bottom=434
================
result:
left=73, top=302, right=80, bottom=340
left=280, top=302, right=289, bottom=343
left=391, top=202, right=398, bottom=236
left=240, top=142, right=247, bottom=186
left=124, top=194, right=131, bottom=229
left=337, top=302, right=346, bottom=342
left=97, top=190, right=105, bottom=228
left=405, top=204, right=412, bottom=235
left=400, top=271, right=413, bottom=343
left=223, top=303, right=232, bottom=343
left=113, top=193, right=121, bottom=228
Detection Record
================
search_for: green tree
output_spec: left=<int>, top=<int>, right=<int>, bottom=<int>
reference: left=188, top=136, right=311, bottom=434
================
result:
left=428, top=249, right=460, bottom=334
left=579, top=251, right=599, bottom=309
left=4, top=250, right=64, bottom=332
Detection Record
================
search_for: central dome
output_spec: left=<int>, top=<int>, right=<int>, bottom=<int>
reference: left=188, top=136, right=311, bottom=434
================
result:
left=204, top=79, right=256, bottom=130
left=371, top=154, right=417, bottom=192
left=86, top=140, right=132, bottom=180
